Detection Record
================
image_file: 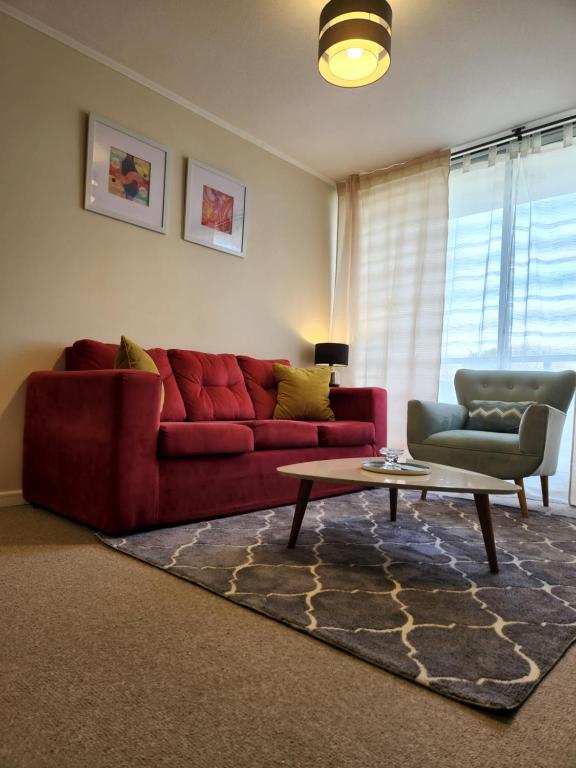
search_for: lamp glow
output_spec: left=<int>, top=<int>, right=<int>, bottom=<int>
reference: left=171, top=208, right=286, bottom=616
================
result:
left=318, top=1, right=392, bottom=88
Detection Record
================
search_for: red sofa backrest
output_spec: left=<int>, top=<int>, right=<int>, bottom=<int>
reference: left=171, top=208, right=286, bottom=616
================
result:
left=236, top=356, right=290, bottom=419
left=169, top=349, right=256, bottom=421
left=66, top=339, right=186, bottom=422
left=66, top=339, right=117, bottom=369
left=66, top=340, right=291, bottom=423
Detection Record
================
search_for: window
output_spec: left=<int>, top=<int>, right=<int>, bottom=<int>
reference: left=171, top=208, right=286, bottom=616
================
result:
left=440, top=126, right=576, bottom=502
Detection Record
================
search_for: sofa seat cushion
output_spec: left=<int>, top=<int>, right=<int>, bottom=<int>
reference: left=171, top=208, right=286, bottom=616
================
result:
left=423, top=430, right=523, bottom=454
left=311, top=420, right=375, bottom=447
left=66, top=339, right=186, bottom=421
left=241, top=420, right=318, bottom=450
left=411, top=429, right=542, bottom=480
left=237, top=356, right=290, bottom=419
left=158, top=422, right=254, bottom=458
left=169, top=350, right=256, bottom=421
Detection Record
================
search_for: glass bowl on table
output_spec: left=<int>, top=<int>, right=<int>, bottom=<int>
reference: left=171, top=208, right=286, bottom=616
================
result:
left=378, top=447, right=405, bottom=464
left=362, top=448, right=430, bottom=475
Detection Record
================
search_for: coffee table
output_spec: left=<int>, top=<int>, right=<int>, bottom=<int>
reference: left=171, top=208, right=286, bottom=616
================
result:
left=277, top=458, right=520, bottom=573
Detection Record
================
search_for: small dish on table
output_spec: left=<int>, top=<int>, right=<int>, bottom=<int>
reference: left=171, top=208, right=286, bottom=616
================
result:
left=361, top=459, right=430, bottom=476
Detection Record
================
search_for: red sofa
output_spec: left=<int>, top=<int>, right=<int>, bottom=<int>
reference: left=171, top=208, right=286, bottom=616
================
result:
left=23, top=339, right=387, bottom=534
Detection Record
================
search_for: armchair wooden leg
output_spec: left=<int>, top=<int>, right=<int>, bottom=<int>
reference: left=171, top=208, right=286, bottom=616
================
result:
left=420, top=490, right=427, bottom=501
left=540, top=476, right=549, bottom=507
left=514, top=478, right=529, bottom=518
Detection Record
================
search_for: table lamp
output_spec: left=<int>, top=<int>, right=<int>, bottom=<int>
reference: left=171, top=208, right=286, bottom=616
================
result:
left=314, top=342, right=349, bottom=387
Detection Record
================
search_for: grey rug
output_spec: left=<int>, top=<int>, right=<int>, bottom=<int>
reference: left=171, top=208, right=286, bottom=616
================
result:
left=100, top=490, right=576, bottom=710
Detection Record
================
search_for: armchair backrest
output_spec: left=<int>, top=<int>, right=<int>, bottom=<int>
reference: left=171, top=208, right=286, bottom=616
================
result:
left=454, top=369, right=576, bottom=413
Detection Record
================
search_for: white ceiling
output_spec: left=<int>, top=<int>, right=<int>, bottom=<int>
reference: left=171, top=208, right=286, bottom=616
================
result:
left=4, top=0, right=576, bottom=180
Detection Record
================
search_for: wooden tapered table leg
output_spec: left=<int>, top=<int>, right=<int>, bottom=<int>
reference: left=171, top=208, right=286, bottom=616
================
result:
left=473, top=493, right=499, bottom=573
left=389, top=487, right=398, bottom=521
left=420, top=490, right=428, bottom=501
left=287, top=479, right=314, bottom=548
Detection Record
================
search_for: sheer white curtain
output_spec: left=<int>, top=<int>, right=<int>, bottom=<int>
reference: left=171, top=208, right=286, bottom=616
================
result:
left=440, top=126, right=576, bottom=503
left=332, top=151, right=450, bottom=447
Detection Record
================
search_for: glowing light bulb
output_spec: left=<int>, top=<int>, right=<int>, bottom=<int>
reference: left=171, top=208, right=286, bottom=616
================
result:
left=346, top=47, right=363, bottom=59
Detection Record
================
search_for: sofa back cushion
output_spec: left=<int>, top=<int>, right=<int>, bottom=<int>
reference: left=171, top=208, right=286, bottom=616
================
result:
left=236, top=356, right=290, bottom=419
left=169, top=349, right=256, bottom=421
left=66, top=339, right=186, bottom=422
left=66, top=338, right=117, bottom=370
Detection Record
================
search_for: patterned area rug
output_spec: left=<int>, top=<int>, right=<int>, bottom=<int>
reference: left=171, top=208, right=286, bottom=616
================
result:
left=99, top=490, right=576, bottom=710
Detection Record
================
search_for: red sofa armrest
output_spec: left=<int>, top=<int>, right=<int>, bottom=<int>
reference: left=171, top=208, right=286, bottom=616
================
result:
left=329, top=387, right=387, bottom=450
left=23, top=369, right=161, bottom=534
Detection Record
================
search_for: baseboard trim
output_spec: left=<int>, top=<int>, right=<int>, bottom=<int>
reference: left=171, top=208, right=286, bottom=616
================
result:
left=0, top=490, right=27, bottom=508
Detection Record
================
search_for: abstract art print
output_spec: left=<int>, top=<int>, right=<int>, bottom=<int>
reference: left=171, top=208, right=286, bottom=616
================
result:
left=85, top=114, right=169, bottom=233
left=108, top=147, right=151, bottom=206
left=184, top=160, right=246, bottom=257
left=201, top=185, right=234, bottom=233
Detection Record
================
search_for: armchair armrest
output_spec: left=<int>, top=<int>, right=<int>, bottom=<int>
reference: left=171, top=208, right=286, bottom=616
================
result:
left=23, top=369, right=162, bottom=534
left=329, top=387, right=387, bottom=449
left=519, top=403, right=566, bottom=474
left=407, top=400, right=468, bottom=444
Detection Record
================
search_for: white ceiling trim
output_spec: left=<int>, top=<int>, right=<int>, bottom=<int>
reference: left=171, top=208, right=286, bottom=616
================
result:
left=0, top=1, right=336, bottom=186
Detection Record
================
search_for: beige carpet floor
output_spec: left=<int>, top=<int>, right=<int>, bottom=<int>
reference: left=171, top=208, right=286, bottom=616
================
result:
left=1, top=503, right=576, bottom=768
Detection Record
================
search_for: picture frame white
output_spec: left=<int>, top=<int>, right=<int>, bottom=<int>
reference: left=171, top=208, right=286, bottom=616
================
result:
left=84, top=113, right=169, bottom=234
left=184, top=159, right=247, bottom=257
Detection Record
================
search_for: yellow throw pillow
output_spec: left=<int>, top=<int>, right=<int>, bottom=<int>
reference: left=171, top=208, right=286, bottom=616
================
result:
left=114, top=335, right=165, bottom=410
left=272, top=363, right=335, bottom=421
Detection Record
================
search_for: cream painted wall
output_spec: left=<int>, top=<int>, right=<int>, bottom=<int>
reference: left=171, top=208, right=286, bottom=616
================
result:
left=0, top=13, right=334, bottom=493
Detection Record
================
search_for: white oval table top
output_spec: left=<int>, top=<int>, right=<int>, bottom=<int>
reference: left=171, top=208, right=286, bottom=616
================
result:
left=278, top=457, right=519, bottom=495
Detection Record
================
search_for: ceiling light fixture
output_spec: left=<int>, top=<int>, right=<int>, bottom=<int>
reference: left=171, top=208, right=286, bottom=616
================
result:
left=318, top=0, right=392, bottom=88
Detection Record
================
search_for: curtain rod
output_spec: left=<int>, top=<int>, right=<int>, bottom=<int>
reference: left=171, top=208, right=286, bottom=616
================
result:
left=451, top=113, right=576, bottom=160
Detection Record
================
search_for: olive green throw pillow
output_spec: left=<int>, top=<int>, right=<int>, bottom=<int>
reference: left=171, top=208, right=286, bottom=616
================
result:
left=466, top=400, right=533, bottom=433
left=272, top=364, right=335, bottom=421
left=114, top=335, right=165, bottom=410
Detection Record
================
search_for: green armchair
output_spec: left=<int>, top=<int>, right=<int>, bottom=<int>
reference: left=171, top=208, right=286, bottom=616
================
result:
left=407, top=369, right=576, bottom=516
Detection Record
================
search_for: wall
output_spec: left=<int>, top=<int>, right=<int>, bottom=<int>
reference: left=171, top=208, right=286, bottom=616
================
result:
left=0, top=13, right=334, bottom=494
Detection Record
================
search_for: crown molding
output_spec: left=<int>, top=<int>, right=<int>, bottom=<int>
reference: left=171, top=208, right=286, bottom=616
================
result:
left=0, top=2, right=336, bottom=186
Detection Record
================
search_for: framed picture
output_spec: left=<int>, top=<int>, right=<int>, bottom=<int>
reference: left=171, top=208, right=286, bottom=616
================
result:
left=184, top=159, right=247, bottom=257
left=85, top=113, right=169, bottom=234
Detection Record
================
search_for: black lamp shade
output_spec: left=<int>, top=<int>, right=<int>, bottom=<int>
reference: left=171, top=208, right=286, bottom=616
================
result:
left=314, top=342, right=349, bottom=367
